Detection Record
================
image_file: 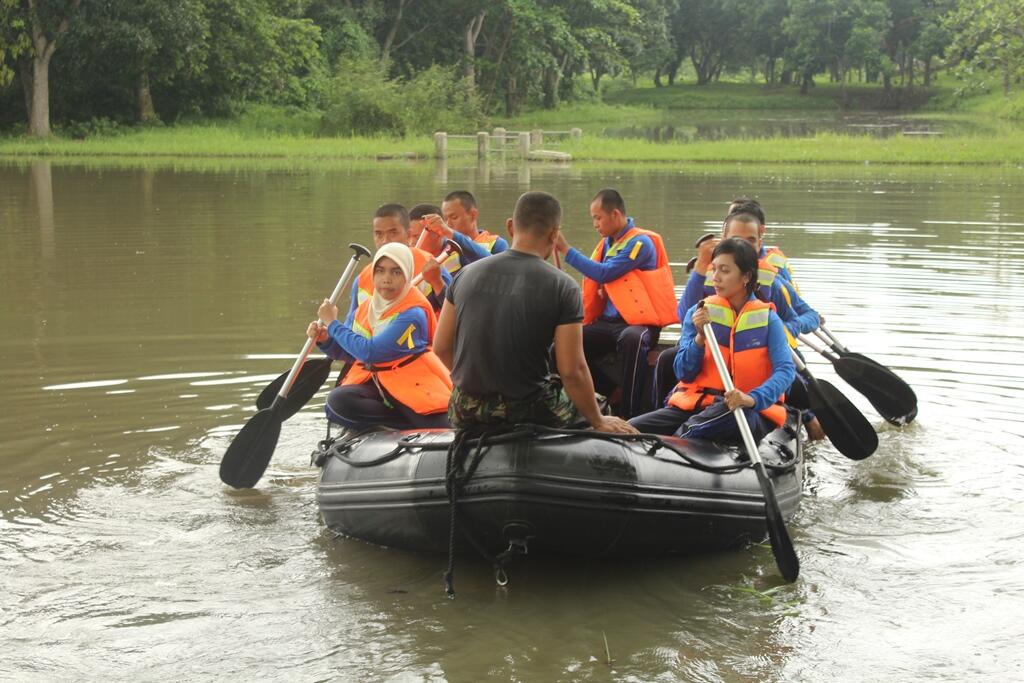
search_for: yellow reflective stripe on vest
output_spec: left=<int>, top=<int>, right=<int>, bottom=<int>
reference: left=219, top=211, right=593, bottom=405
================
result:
left=757, top=267, right=776, bottom=288
left=351, top=320, right=371, bottom=338
left=765, top=251, right=788, bottom=269
left=705, top=302, right=734, bottom=327
left=735, top=307, right=770, bottom=333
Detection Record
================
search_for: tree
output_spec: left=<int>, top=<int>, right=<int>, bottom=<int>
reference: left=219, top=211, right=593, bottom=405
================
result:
left=4, top=0, right=81, bottom=136
left=63, top=0, right=208, bottom=123
left=946, top=0, right=1024, bottom=96
left=670, top=0, right=740, bottom=85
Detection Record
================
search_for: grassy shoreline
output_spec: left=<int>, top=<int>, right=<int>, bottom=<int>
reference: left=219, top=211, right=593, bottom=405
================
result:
left=2, top=79, right=1022, bottom=167
left=2, top=126, right=1022, bottom=166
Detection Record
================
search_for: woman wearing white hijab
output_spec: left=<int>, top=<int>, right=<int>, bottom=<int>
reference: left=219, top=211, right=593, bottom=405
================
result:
left=309, top=242, right=452, bottom=431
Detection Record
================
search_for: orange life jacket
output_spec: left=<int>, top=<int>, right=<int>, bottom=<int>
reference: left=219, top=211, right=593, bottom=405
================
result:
left=357, top=246, right=439, bottom=304
left=582, top=227, right=677, bottom=327
left=342, top=287, right=452, bottom=415
left=668, top=295, right=787, bottom=427
left=444, top=230, right=501, bottom=273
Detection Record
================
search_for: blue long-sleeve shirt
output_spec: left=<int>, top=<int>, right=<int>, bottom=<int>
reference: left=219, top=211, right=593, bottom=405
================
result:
left=675, top=300, right=795, bottom=412
left=777, top=278, right=819, bottom=336
left=318, top=306, right=431, bottom=366
left=449, top=228, right=509, bottom=268
left=564, top=218, right=657, bottom=319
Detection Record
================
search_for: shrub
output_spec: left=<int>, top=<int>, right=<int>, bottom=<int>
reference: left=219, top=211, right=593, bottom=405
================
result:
left=320, top=57, right=405, bottom=136
left=320, top=59, right=483, bottom=137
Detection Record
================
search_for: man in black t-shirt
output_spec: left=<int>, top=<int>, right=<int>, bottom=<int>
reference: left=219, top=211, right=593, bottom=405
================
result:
left=434, top=191, right=636, bottom=434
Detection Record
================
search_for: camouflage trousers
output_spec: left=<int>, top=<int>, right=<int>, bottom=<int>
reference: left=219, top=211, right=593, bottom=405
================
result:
left=448, top=379, right=583, bottom=430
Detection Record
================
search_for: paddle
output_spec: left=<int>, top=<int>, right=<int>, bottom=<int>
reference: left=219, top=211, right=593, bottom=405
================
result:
left=790, top=350, right=878, bottom=460
left=808, top=327, right=918, bottom=426
left=220, top=243, right=371, bottom=489
left=698, top=303, right=799, bottom=582
left=254, top=241, right=462, bottom=415
left=685, top=232, right=717, bottom=275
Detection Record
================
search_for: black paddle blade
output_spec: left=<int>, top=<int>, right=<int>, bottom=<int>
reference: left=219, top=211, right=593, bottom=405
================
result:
left=832, top=354, right=917, bottom=426
left=786, top=375, right=811, bottom=411
left=255, top=357, right=333, bottom=419
left=219, top=405, right=283, bottom=488
left=807, top=375, right=878, bottom=460
left=754, top=462, right=800, bottom=582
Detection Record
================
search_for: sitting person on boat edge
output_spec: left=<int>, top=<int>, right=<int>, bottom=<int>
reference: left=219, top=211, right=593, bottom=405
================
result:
left=630, top=237, right=795, bottom=443
left=433, top=190, right=636, bottom=435
left=653, top=206, right=825, bottom=439
left=308, top=242, right=452, bottom=431
left=553, top=188, right=677, bottom=420
left=418, top=190, right=508, bottom=273
left=349, top=203, right=449, bottom=316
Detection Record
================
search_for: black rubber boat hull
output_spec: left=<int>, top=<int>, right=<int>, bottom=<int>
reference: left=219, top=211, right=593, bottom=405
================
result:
left=317, top=426, right=802, bottom=558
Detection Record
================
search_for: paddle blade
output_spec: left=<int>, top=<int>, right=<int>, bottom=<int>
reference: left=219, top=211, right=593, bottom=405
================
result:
left=832, top=355, right=917, bottom=426
left=255, top=357, right=333, bottom=419
left=755, top=463, right=800, bottom=582
left=219, top=405, right=283, bottom=488
left=807, top=375, right=878, bottom=460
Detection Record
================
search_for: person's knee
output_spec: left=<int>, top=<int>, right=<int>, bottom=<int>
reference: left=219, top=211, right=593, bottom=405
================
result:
left=325, top=388, right=364, bottom=428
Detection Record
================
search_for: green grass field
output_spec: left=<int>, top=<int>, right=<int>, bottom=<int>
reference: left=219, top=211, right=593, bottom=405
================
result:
left=3, top=76, right=1022, bottom=167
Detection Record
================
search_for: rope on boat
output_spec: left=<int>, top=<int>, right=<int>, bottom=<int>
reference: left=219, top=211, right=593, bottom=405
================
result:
left=315, top=424, right=798, bottom=475
left=314, top=421, right=800, bottom=597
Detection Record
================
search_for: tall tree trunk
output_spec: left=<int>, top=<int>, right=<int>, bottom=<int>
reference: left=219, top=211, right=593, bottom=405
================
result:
left=137, top=70, right=156, bottom=123
left=463, top=11, right=485, bottom=91
left=1004, top=60, right=1011, bottom=96
left=923, top=57, right=932, bottom=87
left=29, top=52, right=53, bottom=137
left=654, top=66, right=663, bottom=88
left=666, top=59, right=679, bottom=85
left=23, top=0, right=81, bottom=137
left=380, top=0, right=409, bottom=67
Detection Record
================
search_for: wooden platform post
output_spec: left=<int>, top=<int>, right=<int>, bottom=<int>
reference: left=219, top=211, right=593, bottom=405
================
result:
left=477, top=131, right=489, bottom=159
left=434, top=132, right=447, bottom=159
left=518, top=131, right=531, bottom=157
left=570, top=127, right=582, bottom=140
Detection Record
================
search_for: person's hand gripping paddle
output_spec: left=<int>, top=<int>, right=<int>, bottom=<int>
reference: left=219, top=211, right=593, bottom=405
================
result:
left=697, top=300, right=800, bottom=582
left=220, top=243, right=371, bottom=489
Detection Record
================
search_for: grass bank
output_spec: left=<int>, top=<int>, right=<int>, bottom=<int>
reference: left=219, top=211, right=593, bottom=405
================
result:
left=0, top=124, right=432, bottom=160
left=551, top=132, right=1024, bottom=165
left=3, top=128, right=1021, bottom=166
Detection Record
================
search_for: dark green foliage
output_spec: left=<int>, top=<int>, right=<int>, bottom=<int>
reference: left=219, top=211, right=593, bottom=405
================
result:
left=2, top=0, right=1021, bottom=133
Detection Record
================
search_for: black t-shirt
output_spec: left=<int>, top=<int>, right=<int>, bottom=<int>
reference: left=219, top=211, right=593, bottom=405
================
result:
left=446, top=249, right=583, bottom=399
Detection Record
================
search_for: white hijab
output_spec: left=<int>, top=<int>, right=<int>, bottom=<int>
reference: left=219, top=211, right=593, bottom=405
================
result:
left=367, top=242, right=414, bottom=334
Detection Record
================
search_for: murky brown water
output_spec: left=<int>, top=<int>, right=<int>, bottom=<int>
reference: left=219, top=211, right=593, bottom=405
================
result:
left=3, top=157, right=1024, bottom=680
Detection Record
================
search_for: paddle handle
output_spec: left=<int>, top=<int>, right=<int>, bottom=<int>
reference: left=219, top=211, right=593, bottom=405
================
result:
left=278, top=244, right=370, bottom=401
left=701, top=322, right=764, bottom=467
left=553, top=248, right=562, bottom=270
left=409, top=241, right=460, bottom=287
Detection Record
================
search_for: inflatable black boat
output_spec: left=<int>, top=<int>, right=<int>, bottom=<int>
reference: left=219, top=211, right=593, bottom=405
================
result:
left=315, top=421, right=803, bottom=560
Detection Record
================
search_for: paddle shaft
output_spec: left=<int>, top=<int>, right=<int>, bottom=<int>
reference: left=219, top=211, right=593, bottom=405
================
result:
left=817, top=325, right=849, bottom=353
left=278, top=251, right=366, bottom=402
left=701, top=322, right=764, bottom=466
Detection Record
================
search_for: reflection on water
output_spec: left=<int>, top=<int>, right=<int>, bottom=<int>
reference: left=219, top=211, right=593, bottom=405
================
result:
left=2, top=159, right=1024, bottom=679
left=599, top=110, right=1014, bottom=142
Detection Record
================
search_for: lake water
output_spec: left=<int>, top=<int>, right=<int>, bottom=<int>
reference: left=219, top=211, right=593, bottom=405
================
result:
left=2, top=157, right=1023, bottom=681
